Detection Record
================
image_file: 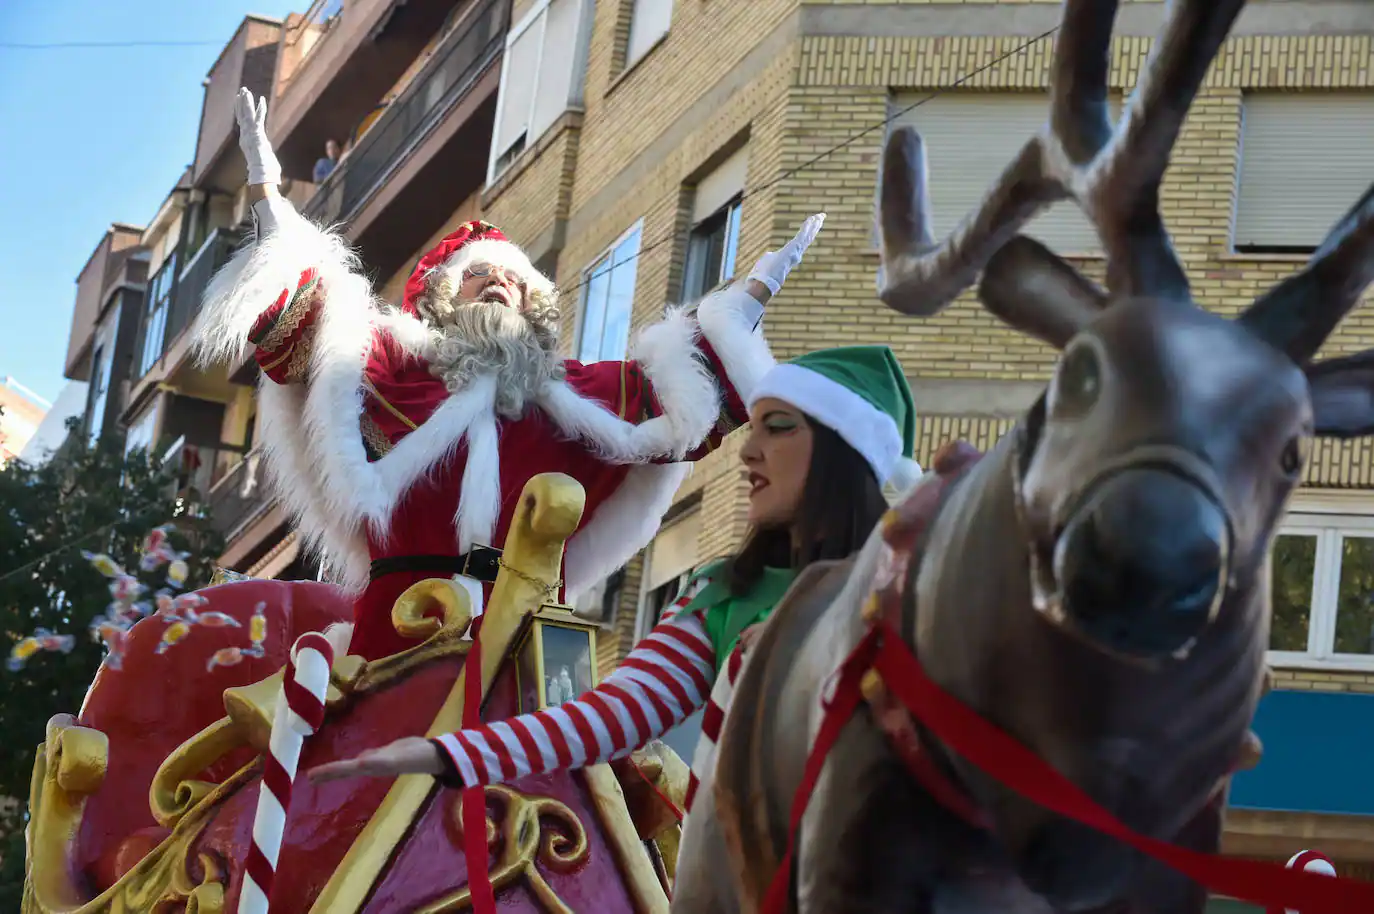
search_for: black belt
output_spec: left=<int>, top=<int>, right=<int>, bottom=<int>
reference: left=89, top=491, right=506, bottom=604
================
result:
left=369, top=545, right=503, bottom=584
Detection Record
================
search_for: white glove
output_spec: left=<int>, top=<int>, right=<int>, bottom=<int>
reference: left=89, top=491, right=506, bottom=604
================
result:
left=236, top=87, right=282, bottom=186
left=745, top=213, right=825, bottom=296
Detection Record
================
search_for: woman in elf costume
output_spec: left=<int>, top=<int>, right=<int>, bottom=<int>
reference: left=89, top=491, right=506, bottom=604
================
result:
left=310, top=345, right=922, bottom=798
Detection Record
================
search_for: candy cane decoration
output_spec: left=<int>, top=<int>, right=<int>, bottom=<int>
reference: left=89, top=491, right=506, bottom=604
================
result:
left=1267, top=849, right=1337, bottom=914
left=239, top=632, right=335, bottom=914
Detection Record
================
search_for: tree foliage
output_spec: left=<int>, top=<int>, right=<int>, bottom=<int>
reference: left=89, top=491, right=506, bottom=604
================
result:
left=0, top=421, right=223, bottom=897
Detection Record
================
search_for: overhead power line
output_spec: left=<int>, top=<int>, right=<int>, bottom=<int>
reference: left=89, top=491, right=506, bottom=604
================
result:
left=0, top=39, right=222, bottom=50
left=0, top=27, right=1058, bottom=582
left=555, top=25, right=1060, bottom=301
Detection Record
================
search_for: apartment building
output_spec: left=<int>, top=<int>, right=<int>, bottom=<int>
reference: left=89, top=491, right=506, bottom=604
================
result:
left=469, top=0, right=1374, bottom=896
left=0, top=379, right=50, bottom=466
left=57, top=0, right=1372, bottom=896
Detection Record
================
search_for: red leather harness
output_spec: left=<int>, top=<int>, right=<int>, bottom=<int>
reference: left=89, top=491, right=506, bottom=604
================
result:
left=760, top=446, right=1374, bottom=914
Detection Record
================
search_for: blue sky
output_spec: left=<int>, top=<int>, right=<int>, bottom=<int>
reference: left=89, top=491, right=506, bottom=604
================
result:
left=0, top=2, right=299, bottom=406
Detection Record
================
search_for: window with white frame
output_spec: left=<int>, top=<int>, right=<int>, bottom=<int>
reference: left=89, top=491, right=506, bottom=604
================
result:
left=577, top=223, right=641, bottom=363
left=1233, top=92, right=1374, bottom=254
left=488, top=0, right=593, bottom=180
left=625, top=0, right=672, bottom=69
left=124, top=403, right=159, bottom=459
left=86, top=308, right=123, bottom=447
left=1269, top=513, right=1374, bottom=668
left=139, top=249, right=178, bottom=378
left=636, top=502, right=703, bottom=640
left=886, top=92, right=1123, bottom=254
left=572, top=567, right=626, bottom=628
left=682, top=147, right=747, bottom=301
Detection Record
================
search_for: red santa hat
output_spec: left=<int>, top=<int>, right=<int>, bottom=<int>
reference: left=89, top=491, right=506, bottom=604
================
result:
left=401, top=219, right=556, bottom=318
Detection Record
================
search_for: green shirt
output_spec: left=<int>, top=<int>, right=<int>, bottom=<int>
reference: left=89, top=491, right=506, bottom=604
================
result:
left=681, top=559, right=798, bottom=674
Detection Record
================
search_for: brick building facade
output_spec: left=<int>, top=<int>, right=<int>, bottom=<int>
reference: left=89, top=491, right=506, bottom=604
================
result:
left=468, top=0, right=1374, bottom=888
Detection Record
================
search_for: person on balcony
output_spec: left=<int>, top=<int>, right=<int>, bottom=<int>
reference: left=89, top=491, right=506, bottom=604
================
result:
left=307, top=347, right=925, bottom=807
left=312, top=138, right=341, bottom=183
left=191, top=88, right=826, bottom=661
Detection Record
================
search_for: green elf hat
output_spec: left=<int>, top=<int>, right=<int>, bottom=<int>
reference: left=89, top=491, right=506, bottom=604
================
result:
left=747, top=345, right=923, bottom=497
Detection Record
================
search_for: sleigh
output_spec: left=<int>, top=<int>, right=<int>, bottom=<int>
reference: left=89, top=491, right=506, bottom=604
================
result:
left=21, top=473, right=685, bottom=913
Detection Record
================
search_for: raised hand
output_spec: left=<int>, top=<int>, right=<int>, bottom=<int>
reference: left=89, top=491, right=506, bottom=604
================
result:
left=746, top=213, right=826, bottom=297
left=307, top=736, right=444, bottom=783
left=235, top=87, right=282, bottom=187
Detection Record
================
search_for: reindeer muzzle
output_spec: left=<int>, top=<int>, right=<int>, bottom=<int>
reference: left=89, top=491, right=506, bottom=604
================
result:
left=1048, top=446, right=1233, bottom=662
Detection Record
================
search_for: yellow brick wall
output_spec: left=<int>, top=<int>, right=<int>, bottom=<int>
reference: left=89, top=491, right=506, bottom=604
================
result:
left=484, top=8, right=1374, bottom=672
left=377, top=188, right=484, bottom=306
left=768, top=34, right=1374, bottom=381
left=482, top=114, right=582, bottom=255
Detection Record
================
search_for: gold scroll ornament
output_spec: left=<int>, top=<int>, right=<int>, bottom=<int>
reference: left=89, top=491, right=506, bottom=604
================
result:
left=414, top=785, right=590, bottom=913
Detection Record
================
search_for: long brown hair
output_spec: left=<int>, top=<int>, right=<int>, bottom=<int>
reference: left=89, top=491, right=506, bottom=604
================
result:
left=725, top=415, right=889, bottom=596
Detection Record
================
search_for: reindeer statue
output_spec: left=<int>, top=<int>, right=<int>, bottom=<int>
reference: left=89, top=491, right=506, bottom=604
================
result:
left=672, top=1, right=1374, bottom=912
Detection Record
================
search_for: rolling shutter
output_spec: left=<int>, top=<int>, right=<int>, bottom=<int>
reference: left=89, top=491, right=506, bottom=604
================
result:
left=888, top=92, right=1121, bottom=254
left=1234, top=93, right=1374, bottom=251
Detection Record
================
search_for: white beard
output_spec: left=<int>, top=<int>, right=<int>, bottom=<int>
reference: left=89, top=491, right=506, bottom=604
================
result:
left=427, top=298, right=563, bottom=420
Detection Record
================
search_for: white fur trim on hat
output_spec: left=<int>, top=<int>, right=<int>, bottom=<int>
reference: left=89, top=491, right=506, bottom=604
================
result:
left=433, top=237, right=556, bottom=304
left=748, top=362, right=903, bottom=485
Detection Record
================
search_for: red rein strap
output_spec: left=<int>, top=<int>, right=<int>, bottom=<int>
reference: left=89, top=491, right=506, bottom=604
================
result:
left=761, top=621, right=1374, bottom=914
left=460, top=619, right=498, bottom=913
left=633, top=759, right=686, bottom=824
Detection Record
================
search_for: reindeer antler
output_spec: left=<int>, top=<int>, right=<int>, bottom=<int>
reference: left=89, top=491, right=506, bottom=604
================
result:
left=1239, top=183, right=1374, bottom=364
left=879, top=0, right=1248, bottom=316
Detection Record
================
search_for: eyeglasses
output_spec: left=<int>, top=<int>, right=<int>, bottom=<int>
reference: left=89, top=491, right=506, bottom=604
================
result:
left=465, top=262, right=526, bottom=291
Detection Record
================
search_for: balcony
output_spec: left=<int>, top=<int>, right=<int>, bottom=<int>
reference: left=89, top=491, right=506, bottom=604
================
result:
left=302, top=0, right=505, bottom=281
left=168, top=228, right=239, bottom=355
left=193, top=15, right=283, bottom=193
left=303, top=0, right=505, bottom=228
left=269, top=0, right=467, bottom=180
left=162, top=437, right=248, bottom=519
left=65, top=225, right=147, bottom=381
left=207, top=450, right=270, bottom=540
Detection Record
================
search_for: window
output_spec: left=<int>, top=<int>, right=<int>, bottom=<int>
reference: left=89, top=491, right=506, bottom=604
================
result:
left=886, top=93, right=1123, bottom=254
left=577, top=223, right=641, bottom=363
left=625, top=0, right=672, bottom=69
left=488, top=0, right=593, bottom=180
left=1233, top=93, right=1374, bottom=254
left=87, top=346, right=108, bottom=447
left=636, top=503, right=702, bottom=639
left=124, top=404, right=159, bottom=459
left=683, top=147, right=747, bottom=301
left=1269, top=513, right=1374, bottom=669
left=139, top=249, right=178, bottom=378
left=572, top=568, right=626, bottom=627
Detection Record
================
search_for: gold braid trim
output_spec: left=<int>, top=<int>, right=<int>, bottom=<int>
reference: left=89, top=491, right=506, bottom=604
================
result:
left=360, top=413, right=394, bottom=460
left=257, top=276, right=321, bottom=354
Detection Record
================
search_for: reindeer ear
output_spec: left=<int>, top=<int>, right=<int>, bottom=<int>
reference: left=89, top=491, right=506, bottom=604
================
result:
left=1306, top=350, right=1374, bottom=439
left=977, top=235, right=1108, bottom=350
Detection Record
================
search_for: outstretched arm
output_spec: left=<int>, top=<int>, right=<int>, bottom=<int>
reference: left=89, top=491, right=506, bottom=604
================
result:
left=190, top=89, right=373, bottom=382
left=309, top=605, right=717, bottom=787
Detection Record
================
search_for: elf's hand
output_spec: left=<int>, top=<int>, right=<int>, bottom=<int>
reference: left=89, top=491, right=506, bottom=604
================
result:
left=308, top=736, right=441, bottom=782
left=236, top=87, right=282, bottom=187
left=738, top=623, right=764, bottom=654
left=743, top=213, right=826, bottom=302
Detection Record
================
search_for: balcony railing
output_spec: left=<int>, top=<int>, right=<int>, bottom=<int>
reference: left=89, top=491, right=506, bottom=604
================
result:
left=162, top=437, right=253, bottom=523
left=207, top=449, right=270, bottom=540
left=167, top=228, right=238, bottom=354
left=302, top=0, right=507, bottom=227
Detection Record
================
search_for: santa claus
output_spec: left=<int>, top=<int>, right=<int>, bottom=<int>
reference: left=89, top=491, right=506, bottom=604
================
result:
left=192, top=89, right=823, bottom=660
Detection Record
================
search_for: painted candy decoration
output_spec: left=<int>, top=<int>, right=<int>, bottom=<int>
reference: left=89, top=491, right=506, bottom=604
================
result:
left=155, top=621, right=193, bottom=655
left=204, top=603, right=269, bottom=671
left=7, top=627, right=76, bottom=671
left=81, top=551, right=127, bottom=579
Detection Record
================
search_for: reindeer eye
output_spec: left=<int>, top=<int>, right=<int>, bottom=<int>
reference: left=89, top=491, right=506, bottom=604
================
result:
left=1279, top=436, right=1308, bottom=477
left=1052, top=340, right=1102, bottom=417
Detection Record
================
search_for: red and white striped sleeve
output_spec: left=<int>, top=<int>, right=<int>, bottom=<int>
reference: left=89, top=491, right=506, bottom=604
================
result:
left=433, top=600, right=716, bottom=788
